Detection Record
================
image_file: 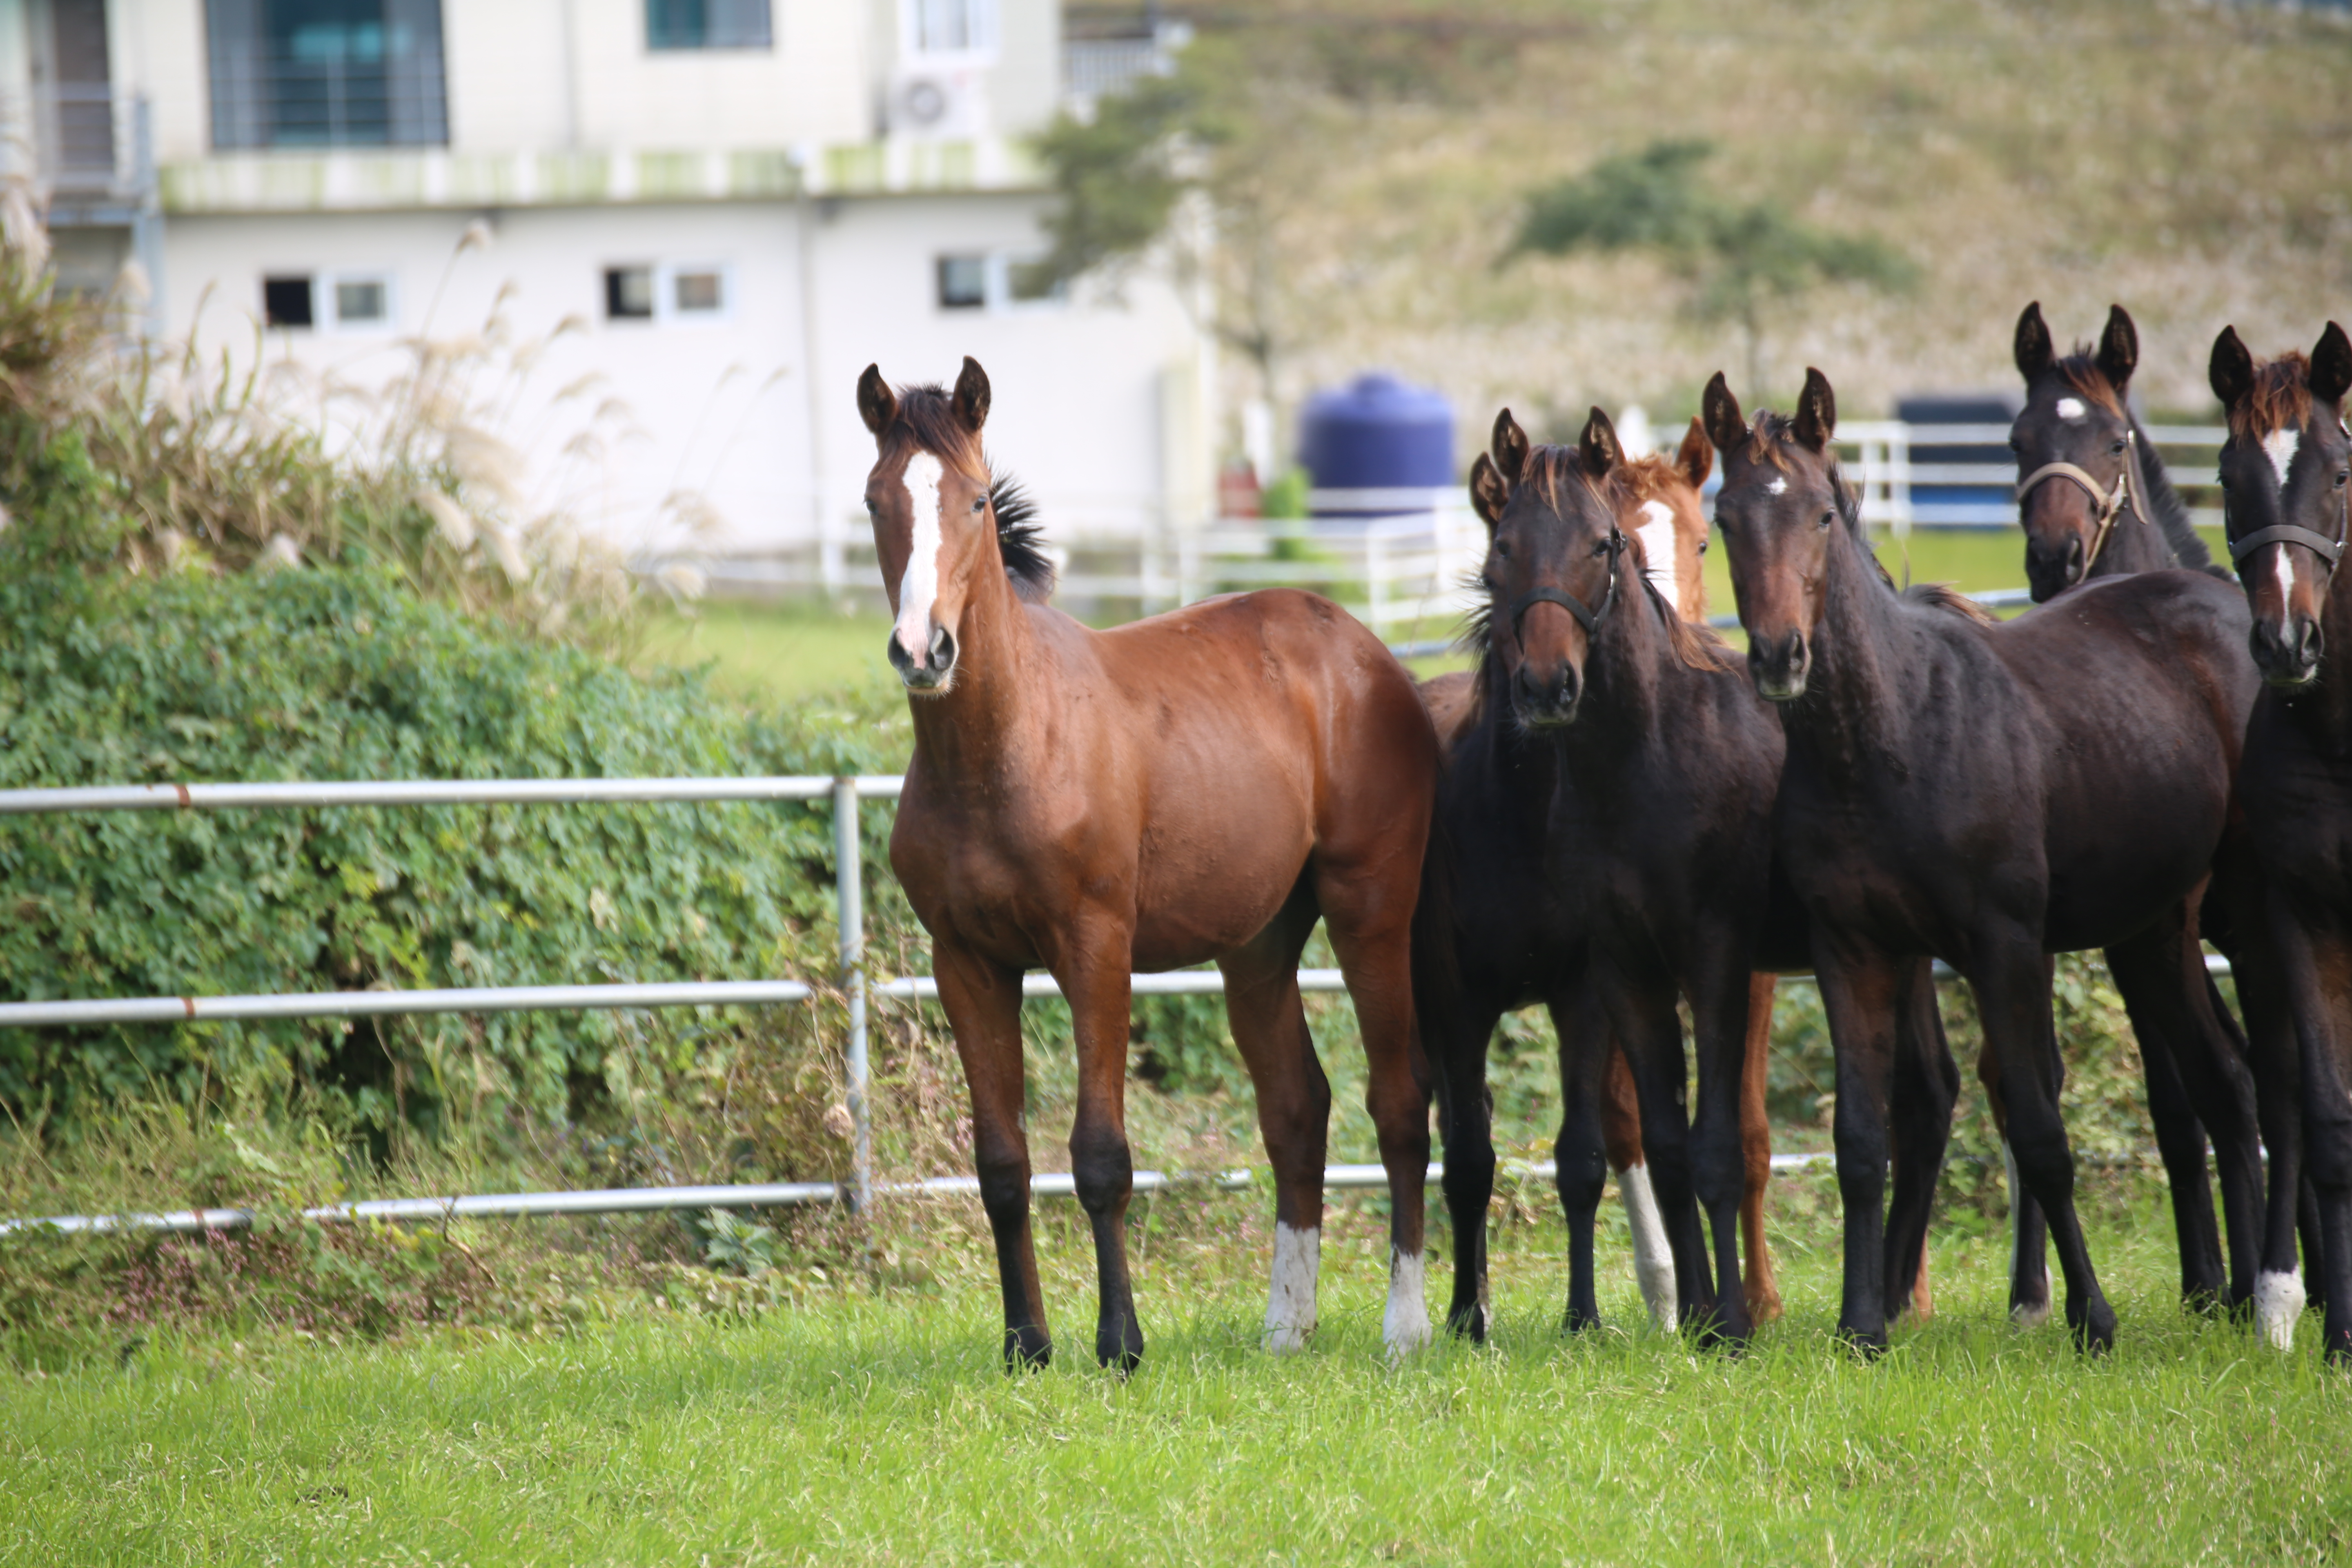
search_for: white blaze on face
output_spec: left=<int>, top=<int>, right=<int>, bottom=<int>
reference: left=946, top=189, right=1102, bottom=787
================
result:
left=2056, top=396, right=2088, bottom=423
left=2274, top=544, right=2299, bottom=636
left=1617, top=1160, right=1677, bottom=1332
left=1766, top=477, right=1788, bottom=497
left=2263, top=427, right=2302, bottom=489
left=893, top=450, right=947, bottom=663
left=1383, top=1246, right=1430, bottom=1357
left=2255, top=1268, right=2306, bottom=1352
left=1263, top=1222, right=1320, bottom=1352
left=1635, top=499, right=1681, bottom=611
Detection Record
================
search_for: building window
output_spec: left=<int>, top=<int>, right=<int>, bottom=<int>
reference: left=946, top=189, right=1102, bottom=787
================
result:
left=673, top=268, right=726, bottom=315
left=647, top=0, right=772, bottom=50
left=263, top=274, right=315, bottom=328
left=937, top=252, right=1065, bottom=313
left=905, top=0, right=996, bottom=57
left=936, top=254, right=987, bottom=310
left=207, top=0, right=449, bottom=150
left=331, top=273, right=392, bottom=327
left=605, top=266, right=655, bottom=321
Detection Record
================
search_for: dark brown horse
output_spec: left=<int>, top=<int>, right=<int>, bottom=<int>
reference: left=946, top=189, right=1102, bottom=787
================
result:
left=2012, top=303, right=2217, bottom=601
left=1418, top=420, right=1786, bottom=1339
left=2004, top=300, right=2270, bottom=1323
left=1706, top=367, right=2259, bottom=1352
left=858, top=357, right=1441, bottom=1368
left=1427, top=405, right=1955, bottom=1347
left=2209, top=320, right=2352, bottom=1358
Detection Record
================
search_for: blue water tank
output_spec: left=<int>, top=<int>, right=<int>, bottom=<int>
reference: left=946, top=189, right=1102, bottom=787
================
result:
left=1297, top=373, right=1455, bottom=521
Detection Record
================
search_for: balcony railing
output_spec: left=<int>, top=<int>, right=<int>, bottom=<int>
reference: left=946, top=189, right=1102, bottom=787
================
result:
left=0, top=86, right=156, bottom=216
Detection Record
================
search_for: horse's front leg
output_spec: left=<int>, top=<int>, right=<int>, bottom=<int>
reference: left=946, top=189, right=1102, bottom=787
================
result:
left=1549, top=969, right=1613, bottom=1334
left=1600, top=962, right=1713, bottom=1333
left=1739, top=973, right=1785, bottom=1325
left=1883, top=957, right=1958, bottom=1324
left=1686, top=938, right=1760, bottom=1347
left=933, top=940, right=1051, bottom=1369
left=1054, top=915, right=1147, bottom=1371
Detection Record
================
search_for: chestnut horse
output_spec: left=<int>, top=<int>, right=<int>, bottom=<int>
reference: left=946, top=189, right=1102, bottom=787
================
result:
left=1706, top=367, right=2260, bottom=1352
left=858, top=358, right=1441, bottom=1368
left=2003, top=301, right=2271, bottom=1323
left=1418, top=419, right=1786, bottom=1337
left=2208, top=320, right=2352, bottom=1357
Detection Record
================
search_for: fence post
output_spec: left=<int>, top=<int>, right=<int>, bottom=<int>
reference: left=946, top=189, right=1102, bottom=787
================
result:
left=833, top=776, right=872, bottom=1212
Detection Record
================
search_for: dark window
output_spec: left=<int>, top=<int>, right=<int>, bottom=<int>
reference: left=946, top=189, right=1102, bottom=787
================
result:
left=604, top=266, right=655, bottom=321
left=263, top=274, right=315, bottom=327
left=647, top=0, right=772, bottom=49
left=936, top=254, right=986, bottom=310
left=207, top=0, right=448, bottom=150
left=673, top=269, right=724, bottom=314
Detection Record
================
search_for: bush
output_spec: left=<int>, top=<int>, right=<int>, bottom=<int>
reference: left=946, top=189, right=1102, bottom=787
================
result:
left=0, top=555, right=913, bottom=1139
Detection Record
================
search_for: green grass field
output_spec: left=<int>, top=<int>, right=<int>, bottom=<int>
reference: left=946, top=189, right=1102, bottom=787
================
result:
left=7, top=1172, right=2348, bottom=1567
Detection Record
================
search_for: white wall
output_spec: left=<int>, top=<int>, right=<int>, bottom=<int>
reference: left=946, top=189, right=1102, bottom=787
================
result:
left=160, top=189, right=1206, bottom=557
left=804, top=192, right=1207, bottom=548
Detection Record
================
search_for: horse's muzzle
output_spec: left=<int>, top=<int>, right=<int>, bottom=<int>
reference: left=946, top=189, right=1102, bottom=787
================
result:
left=1748, top=630, right=1809, bottom=702
left=2251, top=617, right=2323, bottom=689
left=2024, top=533, right=2086, bottom=604
left=889, top=623, right=958, bottom=690
left=1511, top=659, right=1581, bottom=728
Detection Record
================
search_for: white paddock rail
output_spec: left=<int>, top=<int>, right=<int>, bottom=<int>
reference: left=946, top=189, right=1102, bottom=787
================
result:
left=0, top=767, right=2232, bottom=1237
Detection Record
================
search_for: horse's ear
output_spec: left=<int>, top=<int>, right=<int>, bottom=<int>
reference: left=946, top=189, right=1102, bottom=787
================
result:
left=2209, top=326, right=2255, bottom=412
left=857, top=363, right=898, bottom=437
left=1701, top=372, right=1745, bottom=454
left=1578, top=405, right=1623, bottom=478
left=1469, top=452, right=1509, bottom=529
left=1793, top=367, right=1837, bottom=452
left=2097, top=304, right=2139, bottom=394
left=1491, top=408, right=1530, bottom=485
left=2311, top=321, right=2352, bottom=408
left=952, top=355, right=991, bottom=434
left=2013, top=301, right=2054, bottom=382
left=1675, top=416, right=1713, bottom=488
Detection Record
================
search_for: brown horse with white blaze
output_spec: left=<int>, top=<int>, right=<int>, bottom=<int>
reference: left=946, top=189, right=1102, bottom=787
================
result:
left=859, top=357, right=1441, bottom=1369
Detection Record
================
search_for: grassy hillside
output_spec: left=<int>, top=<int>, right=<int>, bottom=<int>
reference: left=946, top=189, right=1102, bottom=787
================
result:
left=1134, top=0, right=2352, bottom=434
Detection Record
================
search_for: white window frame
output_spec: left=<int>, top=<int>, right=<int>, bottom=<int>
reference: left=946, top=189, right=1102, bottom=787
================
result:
left=323, top=270, right=398, bottom=333
left=663, top=261, right=735, bottom=323
left=900, top=0, right=998, bottom=65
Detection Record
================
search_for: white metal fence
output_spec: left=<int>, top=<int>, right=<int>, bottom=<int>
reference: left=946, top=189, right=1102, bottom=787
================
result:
left=699, top=423, right=2231, bottom=620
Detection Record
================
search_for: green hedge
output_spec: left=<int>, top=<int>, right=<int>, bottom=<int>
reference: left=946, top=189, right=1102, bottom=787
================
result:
left=0, top=557, right=911, bottom=1134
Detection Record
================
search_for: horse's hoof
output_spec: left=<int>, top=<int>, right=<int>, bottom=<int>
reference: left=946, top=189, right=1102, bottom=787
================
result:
left=1002, top=1327, right=1052, bottom=1372
left=1096, top=1320, right=1145, bottom=1373
left=1745, top=1290, right=1785, bottom=1326
left=1446, top=1303, right=1487, bottom=1345
left=2008, top=1296, right=2053, bottom=1330
left=1561, top=1307, right=1601, bottom=1336
left=2323, top=1326, right=2352, bottom=1368
left=1835, top=1323, right=1889, bottom=1361
left=2256, top=1271, right=2307, bottom=1351
left=2180, top=1286, right=2224, bottom=1320
left=2068, top=1298, right=2117, bottom=1356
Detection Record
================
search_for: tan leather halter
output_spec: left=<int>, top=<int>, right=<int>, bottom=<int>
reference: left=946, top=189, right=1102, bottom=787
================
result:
left=2016, top=428, right=2137, bottom=574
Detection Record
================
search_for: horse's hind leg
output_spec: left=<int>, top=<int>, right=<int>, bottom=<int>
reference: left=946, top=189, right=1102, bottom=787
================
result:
left=1884, top=958, right=1958, bottom=1325
left=1319, top=862, right=1435, bottom=1357
left=1053, top=915, right=1151, bottom=1372
left=1974, top=938, right=2116, bottom=1353
left=934, top=941, right=1051, bottom=1370
left=1221, top=890, right=1330, bottom=1354
left=1425, top=985, right=1504, bottom=1343
left=1601, top=1041, right=1678, bottom=1329
left=1978, top=994, right=2053, bottom=1329
left=2106, top=908, right=2262, bottom=1314
left=1552, top=971, right=1613, bottom=1333
left=1740, top=973, right=1784, bottom=1325
left=1601, top=964, right=1715, bottom=1334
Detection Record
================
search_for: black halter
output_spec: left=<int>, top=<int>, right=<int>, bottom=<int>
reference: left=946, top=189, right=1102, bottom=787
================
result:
left=1508, top=529, right=1628, bottom=645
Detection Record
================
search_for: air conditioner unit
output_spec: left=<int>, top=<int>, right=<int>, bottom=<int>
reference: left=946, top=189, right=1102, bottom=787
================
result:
left=886, top=67, right=988, bottom=139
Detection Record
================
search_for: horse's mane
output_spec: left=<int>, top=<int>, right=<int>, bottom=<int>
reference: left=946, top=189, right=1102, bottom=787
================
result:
left=2042, top=347, right=2210, bottom=572
left=2227, top=351, right=2314, bottom=443
left=1616, top=452, right=1694, bottom=509
left=1796, top=422, right=1998, bottom=628
left=892, top=383, right=1057, bottom=604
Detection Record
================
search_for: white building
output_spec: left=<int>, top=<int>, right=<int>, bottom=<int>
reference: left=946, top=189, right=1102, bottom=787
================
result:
left=0, top=0, right=1214, bottom=590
